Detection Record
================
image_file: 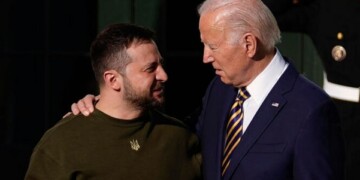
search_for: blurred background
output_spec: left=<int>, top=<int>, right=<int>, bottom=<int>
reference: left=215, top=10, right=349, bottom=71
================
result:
left=0, top=0, right=324, bottom=179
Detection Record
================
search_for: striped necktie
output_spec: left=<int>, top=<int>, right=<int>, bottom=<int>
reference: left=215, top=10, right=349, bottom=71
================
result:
left=222, top=87, right=250, bottom=176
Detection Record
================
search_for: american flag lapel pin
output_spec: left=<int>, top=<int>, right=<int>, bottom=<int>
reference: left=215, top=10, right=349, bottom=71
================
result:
left=271, top=102, right=279, bottom=107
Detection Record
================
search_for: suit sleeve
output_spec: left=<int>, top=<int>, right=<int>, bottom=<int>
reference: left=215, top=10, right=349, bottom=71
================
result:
left=293, top=99, right=344, bottom=180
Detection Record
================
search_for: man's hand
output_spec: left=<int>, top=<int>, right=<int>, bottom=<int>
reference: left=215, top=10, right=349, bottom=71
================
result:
left=63, top=94, right=100, bottom=118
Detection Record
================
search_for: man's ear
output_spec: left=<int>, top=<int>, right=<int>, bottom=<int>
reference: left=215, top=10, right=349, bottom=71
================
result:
left=103, top=70, right=121, bottom=91
left=242, top=33, right=257, bottom=58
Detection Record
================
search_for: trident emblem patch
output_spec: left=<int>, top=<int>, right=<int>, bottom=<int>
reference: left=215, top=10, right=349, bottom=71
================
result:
left=130, top=139, right=140, bottom=151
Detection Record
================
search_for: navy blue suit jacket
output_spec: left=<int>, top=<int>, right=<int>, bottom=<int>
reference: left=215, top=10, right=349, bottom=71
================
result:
left=196, top=61, right=344, bottom=180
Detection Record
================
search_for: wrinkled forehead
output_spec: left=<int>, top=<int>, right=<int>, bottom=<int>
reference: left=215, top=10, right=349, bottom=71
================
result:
left=200, top=8, right=230, bottom=32
left=199, top=11, right=227, bottom=40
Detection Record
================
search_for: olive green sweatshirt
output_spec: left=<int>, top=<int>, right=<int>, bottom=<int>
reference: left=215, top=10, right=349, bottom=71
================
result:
left=25, top=109, right=202, bottom=180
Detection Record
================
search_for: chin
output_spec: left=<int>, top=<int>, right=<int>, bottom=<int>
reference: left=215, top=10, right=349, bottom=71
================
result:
left=151, top=94, right=164, bottom=103
left=151, top=100, right=164, bottom=109
left=219, top=76, right=232, bottom=85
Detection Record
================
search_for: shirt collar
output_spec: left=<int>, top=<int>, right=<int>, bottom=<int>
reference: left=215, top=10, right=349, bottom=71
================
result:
left=246, top=49, right=288, bottom=105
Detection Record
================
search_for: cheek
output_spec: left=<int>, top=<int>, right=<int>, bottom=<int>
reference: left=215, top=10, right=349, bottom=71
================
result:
left=217, top=48, right=236, bottom=67
left=138, top=78, right=155, bottom=89
left=127, top=75, right=150, bottom=89
left=223, top=50, right=243, bottom=75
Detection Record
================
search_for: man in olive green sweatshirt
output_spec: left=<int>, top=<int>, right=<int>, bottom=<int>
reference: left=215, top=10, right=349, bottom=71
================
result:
left=25, top=23, right=202, bottom=180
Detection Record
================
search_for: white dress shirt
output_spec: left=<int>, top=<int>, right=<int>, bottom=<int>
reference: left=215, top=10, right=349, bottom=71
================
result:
left=242, top=49, right=289, bottom=133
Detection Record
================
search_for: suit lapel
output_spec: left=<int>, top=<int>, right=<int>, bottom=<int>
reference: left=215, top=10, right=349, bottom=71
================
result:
left=204, top=83, right=238, bottom=180
left=223, top=63, right=298, bottom=180
left=215, top=88, right=238, bottom=178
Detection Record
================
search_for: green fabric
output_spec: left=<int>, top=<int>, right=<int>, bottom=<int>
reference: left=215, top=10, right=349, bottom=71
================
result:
left=25, top=109, right=202, bottom=180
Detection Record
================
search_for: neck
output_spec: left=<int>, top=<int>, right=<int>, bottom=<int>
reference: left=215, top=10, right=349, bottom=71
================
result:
left=235, top=48, right=275, bottom=88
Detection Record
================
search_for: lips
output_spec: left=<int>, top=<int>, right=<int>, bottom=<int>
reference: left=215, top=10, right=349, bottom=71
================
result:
left=153, top=84, right=164, bottom=94
left=212, top=65, right=220, bottom=72
left=215, top=68, right=222, bottom=75
left=153, top=88, right=163, bottom=93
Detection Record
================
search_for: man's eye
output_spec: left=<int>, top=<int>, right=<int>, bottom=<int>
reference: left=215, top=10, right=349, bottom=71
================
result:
left=146, top=65, right=157, bottom=72
left=207, top=45, right=217, bottom=50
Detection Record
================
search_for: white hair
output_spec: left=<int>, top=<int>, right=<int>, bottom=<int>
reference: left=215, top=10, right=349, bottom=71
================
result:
left=198, top=0, right=281, bottom=51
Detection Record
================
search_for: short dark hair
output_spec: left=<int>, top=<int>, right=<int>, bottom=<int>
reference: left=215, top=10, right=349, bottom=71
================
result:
left=90, top=23, right=156, bottom=85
